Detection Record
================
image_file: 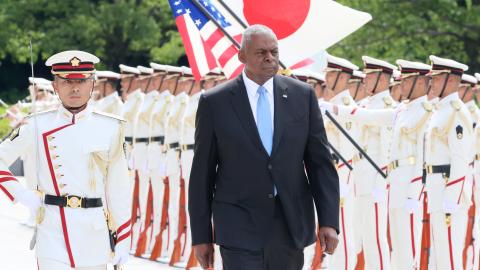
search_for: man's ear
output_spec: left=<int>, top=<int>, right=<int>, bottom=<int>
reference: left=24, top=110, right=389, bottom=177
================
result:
left=238, top=48, right=246, bottom=64
left=52, top=80, right=59, bottom=95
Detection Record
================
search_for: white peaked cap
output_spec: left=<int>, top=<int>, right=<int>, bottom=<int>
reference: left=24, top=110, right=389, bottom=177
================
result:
left=96, top=71, right=121, bottom=79
left=45, top=50, right=99, bottom=66
left=119, top=64, right=140, bottom=75
left=429, top=55, right=468, bottom=74
left=461, top=74, right=478, bottom=85
left=362, top=56, right=397, bottom=73
left=326, top=53, right=359, bottom=73
left=137, top=66, right=154, bottom=75
left=150, top=62, right=166, bottom=71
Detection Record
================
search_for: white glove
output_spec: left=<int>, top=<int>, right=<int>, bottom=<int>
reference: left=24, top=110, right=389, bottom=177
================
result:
left=340, top=182, right=350, bottom=198
left=318, top=101, right=334, bottom=114
left=443, top=201, right=460, bottom=214
left=111, top=239, right=130, bottom=266
left=372, top=187, right=386, bottom=202
left=404, top=198, right=421, bottom=213
left=17, top=189, right=41, bottom=214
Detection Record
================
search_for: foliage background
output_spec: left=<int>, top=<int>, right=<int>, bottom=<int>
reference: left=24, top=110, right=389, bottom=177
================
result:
left=0, top=0, right=478, bottom=104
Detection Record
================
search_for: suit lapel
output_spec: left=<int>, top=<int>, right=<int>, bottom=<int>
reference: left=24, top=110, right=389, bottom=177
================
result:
left=229, top=75, right=269, bottom=156
left=271, top=75, right=288, bottom=157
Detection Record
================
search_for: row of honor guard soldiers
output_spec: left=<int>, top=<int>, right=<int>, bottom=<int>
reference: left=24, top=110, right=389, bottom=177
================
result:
left=312, top=54, right=480, bottom=270
left=10, top=54, right=480, bottom=270
left=90, top=63, right=226, bottom=269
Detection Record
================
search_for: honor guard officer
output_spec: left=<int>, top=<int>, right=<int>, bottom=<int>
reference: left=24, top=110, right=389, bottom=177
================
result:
left=424, top=55, right=472, bottom=270
left=0, top=50, right=131, bottom=269
left=322, top=59, right=433, bottom=269
left=390, top=69, right=403, bottom=103
left=94, top=71, right=123, bottom=116
left=322, top=53, right=359, bottom=270
left=348, top=70, right=366, bottom=103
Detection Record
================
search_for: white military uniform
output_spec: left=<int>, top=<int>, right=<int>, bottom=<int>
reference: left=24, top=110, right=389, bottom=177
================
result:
left=324, top=90, right=358, bottom=270
left=121, top=87, right=144, bottom=249
left=471, top=100, right=480, bottom=270
left=0, top=105, right=131, bottom=268
left=133, top=89, right=159, bottom=256
left=147, top=90, right=175, bottom=260
left=346, top=89, right=394, bottom=270
left=160, top=92, right=189, bottom=264
left=94, top=91, right=123, bottom=116
left=425, top=92, right=473, bottom=270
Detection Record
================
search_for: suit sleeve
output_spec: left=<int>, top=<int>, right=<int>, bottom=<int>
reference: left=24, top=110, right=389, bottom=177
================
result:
left=188, top=94, right=218, bottom=245
left=304, top=88, right=340, bottom=233
left=0, top=120, right=34, bottom=202
left=105, top=121, right=132, bottom=245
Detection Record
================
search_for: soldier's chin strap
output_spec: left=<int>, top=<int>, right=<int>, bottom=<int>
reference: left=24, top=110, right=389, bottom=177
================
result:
left=406, top=75, right=419, bottom=100
left=331, top=71, right=341, bottom=92
left=353, top=81, right=361, bottom=100
left=371, top=72, right=381, bottom=94
left=439, top=73, right=451, bottom=99
left=157, top=74, right=166, bottom=91
left=461, top=86, right=469, bottom=100
left=144, top=77, right=152, bottom=93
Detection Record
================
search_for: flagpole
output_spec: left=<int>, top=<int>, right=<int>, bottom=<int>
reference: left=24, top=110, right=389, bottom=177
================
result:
left=217, top=0, right=248, bottom=28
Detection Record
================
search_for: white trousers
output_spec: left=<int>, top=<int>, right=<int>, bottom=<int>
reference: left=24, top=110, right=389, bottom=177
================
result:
left=37, top=258, right=106, bottom=270
left=355, top=195, right=391, bottom=270
left=389, top=207, right=422, bottom=270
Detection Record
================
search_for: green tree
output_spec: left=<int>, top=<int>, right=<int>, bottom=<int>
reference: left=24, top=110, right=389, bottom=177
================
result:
left=331, top=0, right=480, bottom=73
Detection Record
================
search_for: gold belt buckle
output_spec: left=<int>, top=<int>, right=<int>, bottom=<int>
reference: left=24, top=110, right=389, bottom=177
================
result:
left=425, top=165, right=433, bottom=174
left=66, top=196, right=82, bottom=209
left=181, top=144, right=187, bottom=151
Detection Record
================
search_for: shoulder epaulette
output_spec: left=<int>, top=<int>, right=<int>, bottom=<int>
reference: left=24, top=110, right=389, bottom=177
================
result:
left=342, top=96, right=351, bottom=106
left=450, top=100, right=461, bottom=111
left=93, top=111, right=126, bottom=122
left=383, top=96, right=393, bottom=107
left=422, top=101, right=433, bottom=112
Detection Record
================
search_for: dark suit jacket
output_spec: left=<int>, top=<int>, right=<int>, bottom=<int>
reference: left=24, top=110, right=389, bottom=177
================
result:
left=188, top=74, right=339, bottom=251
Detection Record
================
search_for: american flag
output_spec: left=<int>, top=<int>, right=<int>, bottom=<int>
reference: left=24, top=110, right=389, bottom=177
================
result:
left=169, top=0, right=244, bottom=79
left=168, top=0, right=217, bottom=80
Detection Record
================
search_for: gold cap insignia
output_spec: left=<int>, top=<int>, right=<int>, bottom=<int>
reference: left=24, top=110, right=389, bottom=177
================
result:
left=70, top=57, right=81, bottom=67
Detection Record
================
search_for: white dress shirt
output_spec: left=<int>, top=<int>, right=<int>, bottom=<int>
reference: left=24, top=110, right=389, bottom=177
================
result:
left=242, top=71, right=275, bottom=127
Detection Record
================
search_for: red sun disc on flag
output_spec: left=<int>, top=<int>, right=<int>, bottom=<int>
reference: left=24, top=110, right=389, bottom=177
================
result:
left=242, top=0, right=310, bottom=40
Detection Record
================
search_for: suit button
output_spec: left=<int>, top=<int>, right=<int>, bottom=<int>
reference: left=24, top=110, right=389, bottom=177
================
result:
left=268, top=164, right=272, bottom=170
left=268, top=194, right=274, bottom=199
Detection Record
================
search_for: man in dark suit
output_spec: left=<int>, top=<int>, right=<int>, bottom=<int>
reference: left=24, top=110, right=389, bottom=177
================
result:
left=189, top=24, right=339, bottom=270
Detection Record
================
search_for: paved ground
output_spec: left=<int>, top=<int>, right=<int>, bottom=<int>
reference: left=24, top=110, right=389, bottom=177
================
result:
left=0, top=178, right=177, bottom=270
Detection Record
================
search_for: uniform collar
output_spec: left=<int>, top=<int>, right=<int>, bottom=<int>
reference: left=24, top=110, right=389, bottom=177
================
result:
left=58, top=103, right=92, bottom=123
left=466, top=100, right=477, bottom=111
left=103, top=91, right=119, bottom=102
left=145, top=90, right=159, bottom=99
left=368, top=89, right=391, bottom=105
left=330, top=90, right=353, bottom=105
left=126, top=88, right=143, bottom=101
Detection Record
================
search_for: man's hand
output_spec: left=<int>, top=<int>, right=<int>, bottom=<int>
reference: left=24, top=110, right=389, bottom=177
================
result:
left=193, top=243, right=214, bottom=269
left=318, top=226, right=338, bottom=255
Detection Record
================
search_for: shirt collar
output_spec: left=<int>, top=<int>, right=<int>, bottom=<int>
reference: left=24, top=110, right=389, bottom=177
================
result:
left=242, top=70, right=274, bottom=99
left=58, top=102, right=92, bottom=123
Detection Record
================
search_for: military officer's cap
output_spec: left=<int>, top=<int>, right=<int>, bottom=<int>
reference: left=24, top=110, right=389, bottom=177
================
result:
left=119, top=64, right=140, bottom=77
left=150, top=62, right=168, bottom=73
left=396, top=59, right=431, bottom=79
left=309, top=71, right=325, bottom=83
left=461, top=74, right=477, bottom=87
left=29, top=77, right=54, bottom=92
left=325, top=53, right=359, bottom=75
left=350, top=70, right=366, bottom=82
left=46, top=50, right=99, bottom=80
left=96, top=71, right=121, bottom=80
left=474, top=73, right=480, bottom=83
left=137, top=66, right=154, bottom=76
left=290, top=69, right=311, bottom=82
left=362, top=56, right=397, bottom=75
left=390, top=69, right=401, bottom=86
left=429, top=55, right=468, bottom=76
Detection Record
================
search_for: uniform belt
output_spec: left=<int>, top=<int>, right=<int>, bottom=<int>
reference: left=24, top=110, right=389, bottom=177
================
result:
left=181, top=144, right=194, bottom=151
left=150, top=136, right=165, bottom=144
left=165, top=142, right=180, bottom=152
left=135, top=137, right=149, bottom=143
left=44, top=194, right=103, bottom=209
left=388, top=156, right=416, bottom=171
left=424, top=164, right=451, bottom=178
left=125, top=136, right=133, bottom=144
